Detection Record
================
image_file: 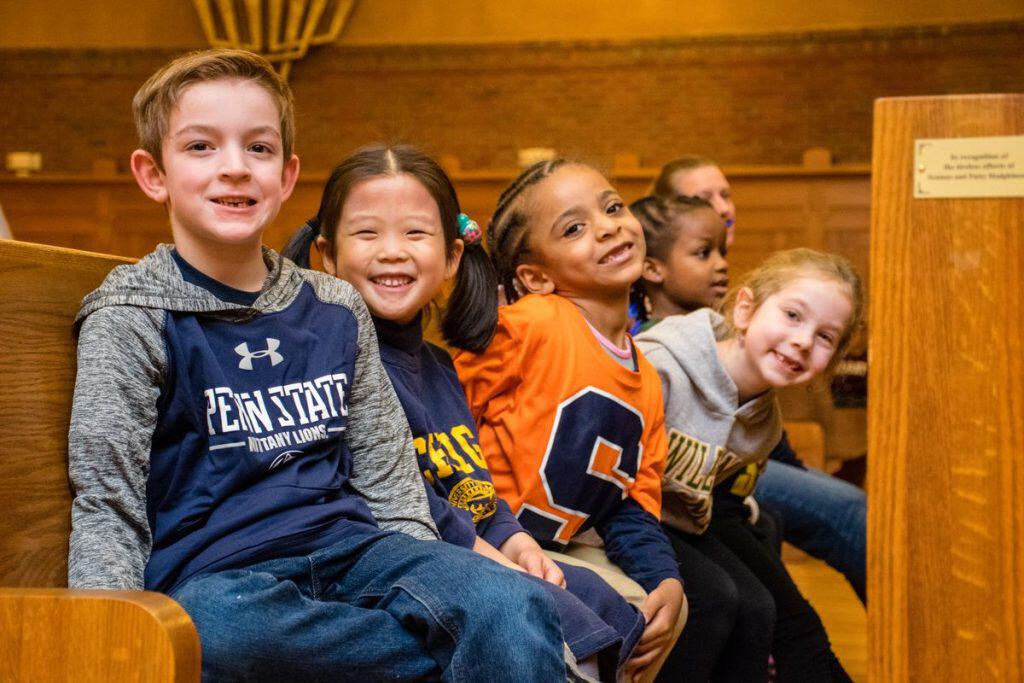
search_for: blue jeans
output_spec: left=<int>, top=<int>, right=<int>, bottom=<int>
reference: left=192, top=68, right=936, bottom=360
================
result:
left=172, top=525, right=567, bottom=682
left=549, top=562, right=645, bottom=677
left=755, top=461, right=866, bottom=603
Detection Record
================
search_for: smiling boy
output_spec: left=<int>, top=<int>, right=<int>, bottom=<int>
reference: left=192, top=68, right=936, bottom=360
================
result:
left=67, top=49, right=567, bottom=681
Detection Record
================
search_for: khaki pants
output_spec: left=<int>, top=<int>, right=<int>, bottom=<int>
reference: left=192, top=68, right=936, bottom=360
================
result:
left=547, top=544, right=688, bottom=683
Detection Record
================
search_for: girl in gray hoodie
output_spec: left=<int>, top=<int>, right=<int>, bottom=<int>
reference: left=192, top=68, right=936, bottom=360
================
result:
left=635, top=227, right=863, bottom=682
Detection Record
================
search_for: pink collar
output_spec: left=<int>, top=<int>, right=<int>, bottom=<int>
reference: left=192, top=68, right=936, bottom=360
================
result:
left=584, top=319, right=633, bottom=360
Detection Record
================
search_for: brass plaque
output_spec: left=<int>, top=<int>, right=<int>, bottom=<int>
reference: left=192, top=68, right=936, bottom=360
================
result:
left=914, top=136, right=1024, bottom=198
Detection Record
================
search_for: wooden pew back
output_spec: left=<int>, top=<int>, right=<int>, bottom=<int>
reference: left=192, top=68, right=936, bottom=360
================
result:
left=783, top=420, right=826, bottom=471
left=0, top=240, right=132, bottom=587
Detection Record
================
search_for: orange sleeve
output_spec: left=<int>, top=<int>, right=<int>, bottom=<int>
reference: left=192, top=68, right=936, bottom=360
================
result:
left=629, top=370, right=668, bottom=519
left=452, top=310, right=525, bottom=424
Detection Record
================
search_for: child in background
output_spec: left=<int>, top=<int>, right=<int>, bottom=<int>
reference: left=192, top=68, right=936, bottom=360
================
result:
left=654, top=157, right=867, bottom=604
left=635, top=247, right=861, bottom=682
left=453, top=159, right=686, bottom=682
left=68, top=50, right=569, bottom=681
left=652, top=156, right=736, bottom=246
left=630, top=195, right=729, bottom=330
left=283, top=145, right=645, bottom=681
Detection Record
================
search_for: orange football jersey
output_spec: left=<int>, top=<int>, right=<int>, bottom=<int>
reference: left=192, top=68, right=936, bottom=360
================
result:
left=454, top=294, right=667, bottom=545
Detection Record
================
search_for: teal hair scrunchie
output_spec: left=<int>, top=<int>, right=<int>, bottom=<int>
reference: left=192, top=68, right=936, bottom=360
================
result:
left=458, top=213, right=483, bottom=244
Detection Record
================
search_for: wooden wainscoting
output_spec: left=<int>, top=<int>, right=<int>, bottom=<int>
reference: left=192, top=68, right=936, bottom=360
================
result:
left=0, top=157, right=870, bottom=287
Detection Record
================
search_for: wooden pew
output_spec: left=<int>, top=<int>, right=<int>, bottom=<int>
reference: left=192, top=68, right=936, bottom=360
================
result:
left=783, top=420, right=826, bottom=472
left=869, top=94, right=1024, bottom=680
left=0, top=239, right=200, bottom=682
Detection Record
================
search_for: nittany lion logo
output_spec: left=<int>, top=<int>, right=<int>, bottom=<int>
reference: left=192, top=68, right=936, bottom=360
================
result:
left=448, top=478, right=498, bottom=523
left=269, top=450, right=302, bottom=471
left=235, top=338, right=284, bottom=370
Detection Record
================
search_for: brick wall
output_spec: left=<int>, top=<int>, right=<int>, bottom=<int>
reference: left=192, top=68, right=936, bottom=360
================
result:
left=1, top=22, right=1021, bottom=175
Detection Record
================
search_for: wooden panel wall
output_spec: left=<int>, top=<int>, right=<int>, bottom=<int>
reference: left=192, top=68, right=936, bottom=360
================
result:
left=868, top=95, right=1024, bottom=680
left=0, top=163, right=871, bottom=285
left=2, top=23, right=1022, bottom=175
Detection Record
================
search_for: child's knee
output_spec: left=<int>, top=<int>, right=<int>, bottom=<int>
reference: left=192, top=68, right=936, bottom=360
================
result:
left=735, top=581, right=776, bottom=638
left=172, top=569, right=294, bottom=654
left=483, top=566, right=558, bottom=617
left=692, top=575, right=741, bottom=643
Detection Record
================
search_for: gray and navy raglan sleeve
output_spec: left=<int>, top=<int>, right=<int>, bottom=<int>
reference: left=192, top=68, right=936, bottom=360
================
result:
left=68, top=306, right=165, bottom=589
left=340, top=290, right=439, bottom=541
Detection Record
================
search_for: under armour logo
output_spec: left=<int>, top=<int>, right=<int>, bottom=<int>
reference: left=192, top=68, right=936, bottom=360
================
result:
left=235, top=338, right=284, bottom=370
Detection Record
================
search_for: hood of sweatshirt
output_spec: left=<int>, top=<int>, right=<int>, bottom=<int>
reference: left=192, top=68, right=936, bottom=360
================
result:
left=76, top=244, right=303, bottom=323
left=635, top=309, right=782, bottom=532
left=635, top=308, right=781, bottom=461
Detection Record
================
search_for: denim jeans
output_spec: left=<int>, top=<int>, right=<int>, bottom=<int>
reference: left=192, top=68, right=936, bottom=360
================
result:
left=755, top=461, right=867, bottom=603
left=172, top=524, right=567, bottom=682
left=547, top=562, right=645, bottom=677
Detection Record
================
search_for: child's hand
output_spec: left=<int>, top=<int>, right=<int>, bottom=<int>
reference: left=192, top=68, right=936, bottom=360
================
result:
left=625, top=578, right=684, bottom=681
left=516, top=546, right=565, bottom=587
left=499, top=532, right=566, bottom=587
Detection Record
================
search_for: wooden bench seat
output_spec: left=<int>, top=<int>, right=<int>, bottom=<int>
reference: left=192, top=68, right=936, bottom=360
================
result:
left=0, top=239, right=199, bottom=682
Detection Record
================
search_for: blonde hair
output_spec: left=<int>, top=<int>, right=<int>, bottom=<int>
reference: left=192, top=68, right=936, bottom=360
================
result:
left=720, top=248, right=864, bottom=376
left=132, top=49, right=295, bottom=168
left=653, top=155, right=719, bottom=199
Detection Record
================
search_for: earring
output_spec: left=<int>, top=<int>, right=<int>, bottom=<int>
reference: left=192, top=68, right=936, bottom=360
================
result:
left=736, top=331, right=745, bottom=347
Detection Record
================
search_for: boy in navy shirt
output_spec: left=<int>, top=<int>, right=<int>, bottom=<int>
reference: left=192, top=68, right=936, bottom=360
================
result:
left=67, top=49, right=567, bottom=681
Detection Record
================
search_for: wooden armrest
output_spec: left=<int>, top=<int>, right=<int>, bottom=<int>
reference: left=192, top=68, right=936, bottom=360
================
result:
left=0, top=588, right=200, bottom=682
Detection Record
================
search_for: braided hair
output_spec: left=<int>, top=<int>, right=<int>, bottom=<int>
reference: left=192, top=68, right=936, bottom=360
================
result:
left=486, top=159, right=572, bottom=307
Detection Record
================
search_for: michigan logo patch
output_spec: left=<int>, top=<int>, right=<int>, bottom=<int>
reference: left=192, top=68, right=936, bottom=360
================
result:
left=449, top=478, right=498, bottom=523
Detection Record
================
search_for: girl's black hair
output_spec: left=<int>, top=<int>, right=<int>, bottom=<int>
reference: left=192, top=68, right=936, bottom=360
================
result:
left=282, top=144, right=497, bottom=352
left=485, top=158, right=572, bottom=302
left=627, top=194, right=716, bottom=324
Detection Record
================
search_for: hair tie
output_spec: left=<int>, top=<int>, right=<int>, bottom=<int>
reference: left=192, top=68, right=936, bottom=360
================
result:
left=458, top=213, right=482, bottom=244
left=305, top=215, right=322, bottom=236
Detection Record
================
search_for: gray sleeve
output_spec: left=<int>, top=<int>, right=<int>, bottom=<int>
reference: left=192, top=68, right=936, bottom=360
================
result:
left=343, top=294, right=439, bottom=541
left=67, top=306, right=165, bottom=589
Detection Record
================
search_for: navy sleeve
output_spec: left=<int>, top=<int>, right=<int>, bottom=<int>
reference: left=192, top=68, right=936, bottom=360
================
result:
left=597, top=497, right=682, bottom=593
left=477, top=497, right=527, bottom=550
left=423, top=479, right=478, bottom=549
left=766, top=430, right=807, bottom=469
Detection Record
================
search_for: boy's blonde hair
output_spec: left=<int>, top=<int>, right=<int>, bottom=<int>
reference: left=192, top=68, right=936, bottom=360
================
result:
left=132, top=48, right=295, bottom=167
left=720, top=248, right=865, bottom=376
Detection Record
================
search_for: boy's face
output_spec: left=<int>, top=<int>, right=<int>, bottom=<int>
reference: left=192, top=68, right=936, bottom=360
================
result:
left=132, top=78, right=299, bottom=255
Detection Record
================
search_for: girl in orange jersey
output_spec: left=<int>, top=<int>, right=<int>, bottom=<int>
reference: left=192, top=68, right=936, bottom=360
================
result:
left=453, top=160, right=685, bottom=682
